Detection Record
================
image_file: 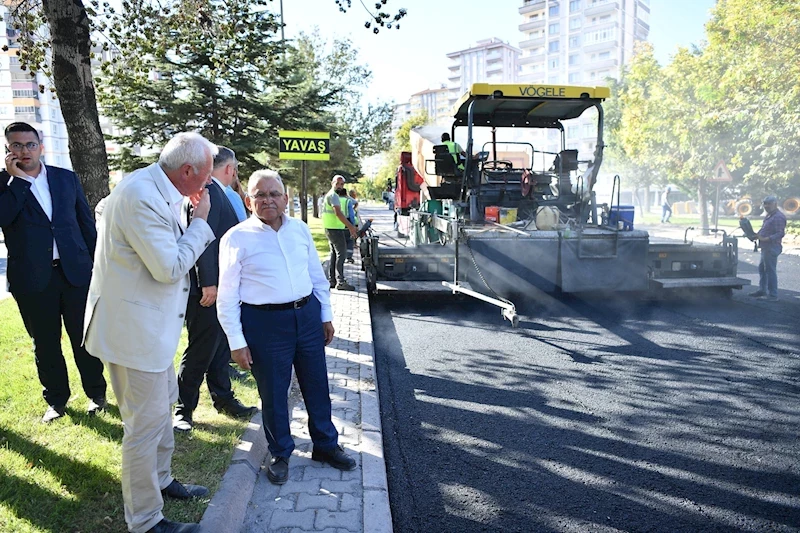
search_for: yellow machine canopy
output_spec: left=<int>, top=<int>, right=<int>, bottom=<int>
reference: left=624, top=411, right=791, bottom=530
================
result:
left=451, top=83, right=611, bottom=128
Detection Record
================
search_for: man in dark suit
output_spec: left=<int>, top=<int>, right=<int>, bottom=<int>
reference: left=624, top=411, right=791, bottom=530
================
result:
left=173, top=146, right=257, bottom=432
left=0, top=122, right=106, bottom=423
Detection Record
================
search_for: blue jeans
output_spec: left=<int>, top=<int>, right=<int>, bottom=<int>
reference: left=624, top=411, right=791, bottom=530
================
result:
left=661, top=204, right=672, bottom=222
left=242, top=296, right=338, bottom=457
left=759, top=246, right=781, bottom=297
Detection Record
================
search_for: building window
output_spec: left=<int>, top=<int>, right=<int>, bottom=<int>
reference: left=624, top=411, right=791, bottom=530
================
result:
left=14, top=106, right=35, bottom=113
left=568, top=72, right=581, bottom=83
left=550, top=58, right=559, bottom=69
left=549, top=23, right=560, bottom=35
left=638, top=6, right=650, bottom=24
left=599, top=51, right=611, bottom=59
left=52, top=124, right=59, bottom=135
left=569, top=17, right=582, bottom=30
left=549, top=5, right=559, bottom=16
left=12, top=89, right=36, bottom=98
left=569, top=54, right=580, bottom=66
left=548, top=75, right=559, bottom=84
left=570, top=0, right=582, bottom=12
left=569, top=35, right=581, bottom=47
left=548, top=40, right=560, bottom=53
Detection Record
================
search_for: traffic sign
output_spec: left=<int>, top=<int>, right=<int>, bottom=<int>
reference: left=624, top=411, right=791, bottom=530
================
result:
left=279, top=130, right=330, bottom=161
left=709, top=160, right=733, bottom=183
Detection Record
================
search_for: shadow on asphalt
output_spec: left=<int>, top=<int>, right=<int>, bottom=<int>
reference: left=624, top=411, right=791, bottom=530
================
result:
left=370, top=293, right=800, bottom=532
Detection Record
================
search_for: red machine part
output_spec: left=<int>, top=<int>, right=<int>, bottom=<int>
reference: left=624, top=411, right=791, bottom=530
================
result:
left=395, top=151, right=423, bottom=211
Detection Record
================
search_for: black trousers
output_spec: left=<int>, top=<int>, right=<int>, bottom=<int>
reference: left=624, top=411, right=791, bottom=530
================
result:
left=13, top=264, right=106, bottom=407
left=175, top=294, right=235, bottom=418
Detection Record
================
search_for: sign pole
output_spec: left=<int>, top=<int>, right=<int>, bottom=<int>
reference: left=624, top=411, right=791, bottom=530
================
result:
left=301, top=161, right=308, bottom=223
left=714, top=183, right=720, bottom=232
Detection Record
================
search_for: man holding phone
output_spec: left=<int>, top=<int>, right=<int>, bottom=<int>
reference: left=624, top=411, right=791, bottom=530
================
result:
left=0, top=122, right=106, bottom=423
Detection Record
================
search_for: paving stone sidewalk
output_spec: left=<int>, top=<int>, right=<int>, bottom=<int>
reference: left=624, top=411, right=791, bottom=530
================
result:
left=200, top=251, right=392, bottom=533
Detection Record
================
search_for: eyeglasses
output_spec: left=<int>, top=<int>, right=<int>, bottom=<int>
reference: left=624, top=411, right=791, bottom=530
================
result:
left=7, top=142, right=40, bottom=151
left=248, top=191, right=284, bottom=201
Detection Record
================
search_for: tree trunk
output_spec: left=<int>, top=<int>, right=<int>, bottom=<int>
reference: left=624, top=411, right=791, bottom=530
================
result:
left=312, top=193, right=319, bottom=218
left=697, top=179, right=710, bottom=236
left=41, top=0, right=110, bottom=210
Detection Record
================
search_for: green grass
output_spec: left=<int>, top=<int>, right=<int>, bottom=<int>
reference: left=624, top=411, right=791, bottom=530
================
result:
left=638, top=212, right=765, bottom=231
left=0, top=298, right=260, bottom=533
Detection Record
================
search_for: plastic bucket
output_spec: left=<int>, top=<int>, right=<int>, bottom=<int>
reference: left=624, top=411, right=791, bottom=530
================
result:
left=609, top=205, right=635, bottom=230
left=499, top=207, right=518, bottom=224
left=485, top=206, right=500, bottom=223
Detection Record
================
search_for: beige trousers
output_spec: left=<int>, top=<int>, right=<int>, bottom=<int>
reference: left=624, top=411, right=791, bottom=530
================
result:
left=107, top=362, right=178, bottom=533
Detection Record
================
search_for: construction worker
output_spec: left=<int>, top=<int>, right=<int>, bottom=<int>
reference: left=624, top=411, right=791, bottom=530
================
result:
left=322, top=175, right=358, bottom=291
left=441, top=132, right=466, bottom=172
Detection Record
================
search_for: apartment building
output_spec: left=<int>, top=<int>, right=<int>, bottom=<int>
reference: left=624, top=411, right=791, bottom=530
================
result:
left=446, top=38, right=521, bottom=108
left=0, top=15, right=72, bottom=170
left=518, top=0, right=650, bottom=158
left=409, top=86, right=451, bottom=126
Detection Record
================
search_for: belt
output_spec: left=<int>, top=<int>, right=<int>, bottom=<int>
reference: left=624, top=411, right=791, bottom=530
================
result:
left=52, top=259, right=61, bottom=268
left=244, top=294, right=311, bottom=311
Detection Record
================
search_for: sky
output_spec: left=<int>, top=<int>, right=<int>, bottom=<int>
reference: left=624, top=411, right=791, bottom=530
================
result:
left=281, top=0, right=717, bottom=106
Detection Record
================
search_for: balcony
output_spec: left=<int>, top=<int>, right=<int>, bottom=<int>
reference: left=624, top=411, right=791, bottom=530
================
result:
left=519, top=0, right=546, bottom=15
left=519, top=35, right=545, bottom=49
left=519, top=18, right=545, bottom=32
left=588, top=57, right=619, bottom=70
left=584, top=0, right=618, bottom=16
left=518, top=54, right=546, bottom=66
left=16, top=112, right=43, bottom=124
left=583, top=39, right=618, bottom=53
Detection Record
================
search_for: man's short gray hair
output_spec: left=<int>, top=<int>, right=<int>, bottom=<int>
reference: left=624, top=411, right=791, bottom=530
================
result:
left=247, top=169, right=285, bottom=194
left=214, top=146, right=236, bottom=169
left=158, top=132, right=218, bottom=174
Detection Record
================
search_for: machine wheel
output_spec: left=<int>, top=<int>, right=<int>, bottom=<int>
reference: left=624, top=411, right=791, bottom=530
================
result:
left=735, top=199, right=753, bottom=217
left=783, top=196, right=800, bottom=216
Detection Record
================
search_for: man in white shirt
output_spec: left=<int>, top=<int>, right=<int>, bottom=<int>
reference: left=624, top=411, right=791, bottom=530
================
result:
left=84, top=132, right=217, bottom=533
left=217, top=169, right=356, bottom=485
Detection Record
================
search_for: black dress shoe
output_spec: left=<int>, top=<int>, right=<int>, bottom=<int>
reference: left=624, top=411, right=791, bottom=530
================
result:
left=87, top=397, right=107, bottom=416
left=312, top=444, right=356, bottom=471
left=145, top=518, right=200, bottom=533
left=42, top=405, right=66, bottom=423
left=228, top=364, right=248, bottom=382
left=267, top=456, right=289, bottom=485
left=161, top=479, right=209, bottom=500
left=215, top=398, right=258, bottom=419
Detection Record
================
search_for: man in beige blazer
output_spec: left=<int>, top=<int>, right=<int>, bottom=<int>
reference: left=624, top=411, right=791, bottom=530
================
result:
left=84, top=132, right=217, bottom=533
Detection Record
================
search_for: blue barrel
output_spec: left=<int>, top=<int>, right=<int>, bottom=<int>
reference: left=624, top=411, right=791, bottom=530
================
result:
left=609, top=205, right=635, bottom=230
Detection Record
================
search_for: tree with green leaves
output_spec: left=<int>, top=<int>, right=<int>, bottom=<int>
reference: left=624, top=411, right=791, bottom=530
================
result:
left=6, top=0, right=409, bottom=208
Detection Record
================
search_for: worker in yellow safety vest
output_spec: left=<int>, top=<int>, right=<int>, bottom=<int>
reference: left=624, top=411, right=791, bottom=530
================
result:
left=322, top=175, right=358, bottom=291
left=441, top=132, right=466, bottom=171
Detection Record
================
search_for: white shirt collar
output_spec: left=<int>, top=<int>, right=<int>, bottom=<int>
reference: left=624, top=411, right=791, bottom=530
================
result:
left=155, top=164, right=184, bottom=208
left=211, top=176, right=224, bottom=189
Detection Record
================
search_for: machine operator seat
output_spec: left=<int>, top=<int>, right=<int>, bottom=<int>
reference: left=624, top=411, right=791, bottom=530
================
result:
left=433, top=144, right=463, bottom=178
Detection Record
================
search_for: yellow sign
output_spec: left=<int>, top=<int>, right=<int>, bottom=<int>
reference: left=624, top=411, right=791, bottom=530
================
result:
left=278, top=131, right=330, bottom=161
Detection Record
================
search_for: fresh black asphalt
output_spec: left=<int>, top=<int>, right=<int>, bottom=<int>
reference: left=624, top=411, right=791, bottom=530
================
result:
left=370, top=239, right=800, bottom=532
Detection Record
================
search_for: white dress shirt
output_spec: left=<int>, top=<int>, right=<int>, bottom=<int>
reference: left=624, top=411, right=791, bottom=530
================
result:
left=18, top=165, right=59, bottom=260
left=153, top=164, right=185, bottom=229
left=217, top=213, right=332, bottom=350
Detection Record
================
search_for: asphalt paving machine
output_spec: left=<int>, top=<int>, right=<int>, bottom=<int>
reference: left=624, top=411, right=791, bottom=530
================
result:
left=361, top=83, right=749, bottom=326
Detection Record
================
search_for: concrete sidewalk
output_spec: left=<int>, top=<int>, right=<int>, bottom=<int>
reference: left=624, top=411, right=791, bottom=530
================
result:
left=200, top=250, right=391, bottom=532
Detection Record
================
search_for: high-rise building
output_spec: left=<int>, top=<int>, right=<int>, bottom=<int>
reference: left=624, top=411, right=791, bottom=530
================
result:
left=446, top=38, right=521, bottom=108
left=517, top=0, right=650, bottom=158
left=409, top=86, right=451, bottom=126
left=0, top=12, right=71, bottom=169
